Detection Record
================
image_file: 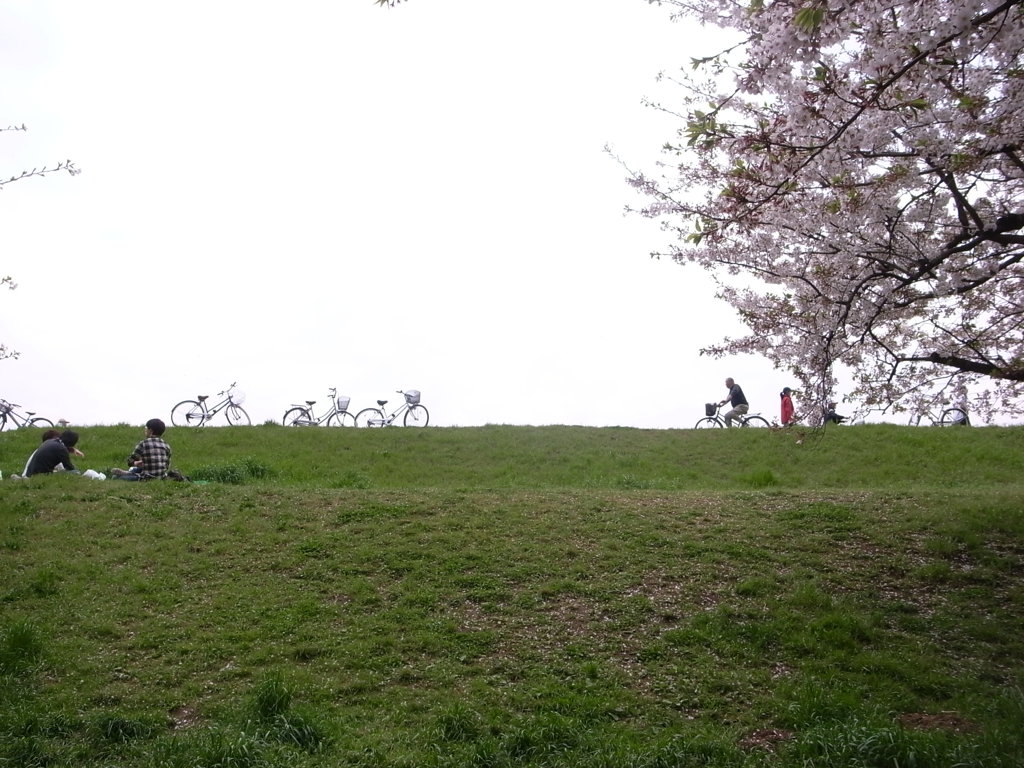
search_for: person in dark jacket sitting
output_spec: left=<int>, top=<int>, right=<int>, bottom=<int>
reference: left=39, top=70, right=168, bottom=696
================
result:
left=824, top=402, right=847, bottom=425
left=24, top=430, right=81, bottom=476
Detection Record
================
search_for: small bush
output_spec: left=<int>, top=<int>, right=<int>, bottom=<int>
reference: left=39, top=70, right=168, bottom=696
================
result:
left=739, top=468, right=780, bottom=487
left=616, top=474, right=653, bottom=489
left=271, top=712, right=327, bottom=753
left=190, top=457, right=273, bottom=485
left=248, top=675, right=327, bottom=754
left=330, top=471, right=371, bottom=489
left=0, top=620, right=44, bottom=675
left=90, top=712, right=162, bottom=743
left=431, top=703, right=483, bottom=743
left=192, top=727, right=272, bottom=768
left=251, top=675, right=291, bottom=720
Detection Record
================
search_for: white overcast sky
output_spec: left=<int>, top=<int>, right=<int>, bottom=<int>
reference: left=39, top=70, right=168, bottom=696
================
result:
left=1, top=0, right=791, bottom=429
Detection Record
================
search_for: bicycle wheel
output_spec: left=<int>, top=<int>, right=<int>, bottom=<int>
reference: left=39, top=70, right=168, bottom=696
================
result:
left=225, top=404, right=250, bottom=426
left=0, top=415, right=6, bottom=431
left=171, top=400, right=207, bottom=427
left=939, top=407, right=970, bottom=426
left=28, top=417, right=55, bottom=428
left=282, top=407, right=310, bottom=426
left=328, top=411, right=356, bottom=427
left=355, top=407, right=385, bottom=428
left=694, top=418, right=722, bottom=429
left=741, top=416, right=770, bottom=428
left=403, top=404, right=429, bottom=427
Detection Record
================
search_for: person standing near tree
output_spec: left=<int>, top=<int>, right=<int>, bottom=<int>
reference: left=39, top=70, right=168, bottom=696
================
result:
left=719, top=377, right=749, bottom=428
left=780, top=387, right=796, bottom=426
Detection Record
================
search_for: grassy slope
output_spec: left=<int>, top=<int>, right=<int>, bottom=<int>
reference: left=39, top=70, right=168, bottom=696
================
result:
left=3, top=421, right=1022, bottom=489
left=1, top=424, right=1022, bottom=767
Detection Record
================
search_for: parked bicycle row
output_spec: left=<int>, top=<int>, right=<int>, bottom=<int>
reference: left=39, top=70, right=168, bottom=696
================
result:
left=167, top=383, right=430, bottom=428
left=278, top=387, right=429, bottom=428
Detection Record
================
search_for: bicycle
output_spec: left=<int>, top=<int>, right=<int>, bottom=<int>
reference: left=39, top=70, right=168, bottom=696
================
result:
left=694, top=402, right=770, bottom=429
left=282, top=387, right=356, bottom=427
left=355, top=390, right=429, bottom=428
left=910, top=404, right=970, bottom=426
left=0, top=398, right=54, bottom=430
left=170, top=382, right=251, bottom=427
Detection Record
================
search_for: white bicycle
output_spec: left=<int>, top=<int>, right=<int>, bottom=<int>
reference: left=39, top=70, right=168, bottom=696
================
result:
left=171, top=383, right=250, bottom=427
left=355, top=390, right=430, bottom=428
left=282, top=387, right=356, bottom=427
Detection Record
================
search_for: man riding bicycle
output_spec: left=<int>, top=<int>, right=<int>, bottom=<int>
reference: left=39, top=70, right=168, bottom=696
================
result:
left=718, top=377, right=749, bottom=428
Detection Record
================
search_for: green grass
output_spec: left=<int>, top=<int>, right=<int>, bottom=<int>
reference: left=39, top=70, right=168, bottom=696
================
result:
left=1, top=424, right=1022, bottom=766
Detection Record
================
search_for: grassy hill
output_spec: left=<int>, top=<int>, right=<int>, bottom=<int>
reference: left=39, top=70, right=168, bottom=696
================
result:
left=1, top=424, right=1022, bottom=767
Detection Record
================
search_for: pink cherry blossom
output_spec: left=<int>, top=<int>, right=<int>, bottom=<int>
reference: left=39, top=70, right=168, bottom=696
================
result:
left=628, top=0, right=1024, bottom=422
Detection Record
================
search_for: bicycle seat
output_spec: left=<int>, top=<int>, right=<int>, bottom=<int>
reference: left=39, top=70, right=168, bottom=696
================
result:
left=198, top=395, right=208, bottom=402
left=377, top=400, right=388, bottom=407
left=306, top=400, right=316, bottom=406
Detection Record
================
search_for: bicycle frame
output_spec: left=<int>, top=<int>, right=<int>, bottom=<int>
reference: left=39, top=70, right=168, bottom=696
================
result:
left=910, top=405, right=969, bottom=426
left=357, top=400, right=410, bottom=427
left=289, top=405, right=333, bottom=427
left=171, top=382, right=250, bottom=427
left=196, top=394, right=234, bottom=420
left=284, top=388, right=350, bottom=426
left=0, top=401, right=29, bottom=427
left=355, top=390, right=429, bottom=428
left=377, top=401, right=412, bottom=426
left=0, top=399, right=53, bottom=430
left=695, top=403, right=769, bottom=429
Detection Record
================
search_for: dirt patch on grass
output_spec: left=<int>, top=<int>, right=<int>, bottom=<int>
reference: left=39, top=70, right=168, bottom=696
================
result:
left=169, top=705, right=201, bottom=729
left=738, top=727, right=795, bottom=751
left=898, top=711, right=978, bottom=733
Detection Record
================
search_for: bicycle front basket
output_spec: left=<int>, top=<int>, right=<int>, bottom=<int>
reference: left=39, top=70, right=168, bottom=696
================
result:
left=336, top=396, right=351, bottom=412
left=405, top=390, right=421, bottom=405
left=705, top=403, right=716, bottom=417
left=231, top=390, right=246, bottom=405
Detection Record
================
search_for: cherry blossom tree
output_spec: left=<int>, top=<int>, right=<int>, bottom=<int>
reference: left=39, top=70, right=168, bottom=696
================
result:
left=626, top=0, right=1024, bottom=421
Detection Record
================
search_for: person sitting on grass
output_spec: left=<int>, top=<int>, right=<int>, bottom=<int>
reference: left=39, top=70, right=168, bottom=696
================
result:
left=111, top=418, right=172, bottom=481
left=824, top=402, right=847, bottom=425
left=20, top=428, right=85, bottom=476
left=23, top=430, right=81, bottom=477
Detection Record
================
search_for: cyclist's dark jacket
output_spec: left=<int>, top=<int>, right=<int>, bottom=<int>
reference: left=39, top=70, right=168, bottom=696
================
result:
left=727, top=384, right=748, bottom=407
left=25, top=439, right=75, bottom=476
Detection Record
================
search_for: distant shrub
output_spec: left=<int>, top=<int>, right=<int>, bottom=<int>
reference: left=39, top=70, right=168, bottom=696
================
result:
left=190, top=457, right=273, bottom=485
left=241, top=457, right=272, bottom=479
left=330, top=471, right=371, bottom=489
left=740, top=469, right=779, bottom=488
left=616, top=474, right=653, bottom=489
